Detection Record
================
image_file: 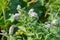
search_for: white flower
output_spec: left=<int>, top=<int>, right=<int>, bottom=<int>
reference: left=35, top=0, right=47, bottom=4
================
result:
left=51, top=19, right=58, bottom=25
left=28, top=9, right=38, bottom=18
left=28, top=9, right=34, bottom=15
left=1, top=30, right=6, bottom=33
left=9, top=25, right=14, bottom=35
left=17, top=5, right=21, bottom=10
left=45, top=24, right=51, bottom=28
left=29, top=8, right=34, bottom=12
left=29, top=12, right=38, bottom=17
left=1, top=30, right=7, bottom=34
left=14, top=13, right=20, bottom=20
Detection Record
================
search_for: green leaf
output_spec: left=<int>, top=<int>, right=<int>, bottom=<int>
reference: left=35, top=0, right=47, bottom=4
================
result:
left=0, top=7, right=2, bottom=16
left=8, top=14, right=14, bottom=22
left=23, top=0, right=28, bottom=2
left=0, top=16, right=4, bottom=25
left=7, top=35, right=16, bottom=40
left=27, top=37, right=33, bottom=40
left=50, top=26, right=58, bottom=34
left=25, top=32, right=34, bottom=37
left=18, top=26, right=26, bottom=32
left=0, top=33, right=8, bottom=38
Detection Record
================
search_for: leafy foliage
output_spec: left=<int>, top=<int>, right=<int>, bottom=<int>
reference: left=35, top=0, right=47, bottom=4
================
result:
left=0, top=0, right=60, bottom=40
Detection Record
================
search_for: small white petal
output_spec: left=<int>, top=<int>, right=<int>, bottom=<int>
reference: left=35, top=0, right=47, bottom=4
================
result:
left=51, top=19, right=58, bottom=25
left=14, top=13, right=20, bottom=20
left=28, top=8, right=34, bottom=14
left=45, top=24, right=51, bottom=28
left=1, top=30, right=7, bottom=34
left=28, top=9, right=38, bottom=18
left=29, top=8, right=34, bottom=12
left=17, top=5, right=21, bottom=10
left=28, top=12, right=38, bottom=18
left=9, top=25, right=14, bottom=35
left=1, top=30, right=6, bottom=33
left=14, top=13, right=20, bottom=16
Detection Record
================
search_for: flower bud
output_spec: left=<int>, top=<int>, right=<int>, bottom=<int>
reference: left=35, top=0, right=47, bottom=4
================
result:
left=29, top=8, right=34, bottom=12
left=14, top=13, right=20, bottom=20
left=17, top=5, right=21, bottom=10
left=45, top=24, right=51, bottom=28
left=9, top=25, right=14, bottom=35
left=1, top=30, right=7, bottom=34
left=51, top=19, right=58, bottom=25
left=28, top=9, right=38, bottom=18
left=29, top=12, right=38, bottom=17
left=1, top=30, right=6, bottom=33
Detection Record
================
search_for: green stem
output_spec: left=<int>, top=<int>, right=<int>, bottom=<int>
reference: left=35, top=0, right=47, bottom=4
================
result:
left=0, top=33, right=8, bottom=38
left=2, top=8, right=6, bottom=24
left=1, top=36, right=4, bottom=40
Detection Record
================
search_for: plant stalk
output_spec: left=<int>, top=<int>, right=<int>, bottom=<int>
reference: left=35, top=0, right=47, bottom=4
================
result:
left=2, top=8, right=6, bottom=24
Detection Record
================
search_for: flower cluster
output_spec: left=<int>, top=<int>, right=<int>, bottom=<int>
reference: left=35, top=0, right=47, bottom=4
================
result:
left=16, top=30, right=24, bottom=35
left=0, top=0, right=60, bottom=40
left=28, top=8, right=38, bottom=18
left=44, top=19, right=58, bottom=28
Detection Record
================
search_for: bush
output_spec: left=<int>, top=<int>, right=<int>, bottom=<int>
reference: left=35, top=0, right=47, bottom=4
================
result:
left=0, top=0, right=60, bottom=40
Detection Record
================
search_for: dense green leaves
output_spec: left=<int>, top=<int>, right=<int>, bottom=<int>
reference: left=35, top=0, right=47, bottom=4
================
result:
left=0, top=0, right=60, bottom=40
